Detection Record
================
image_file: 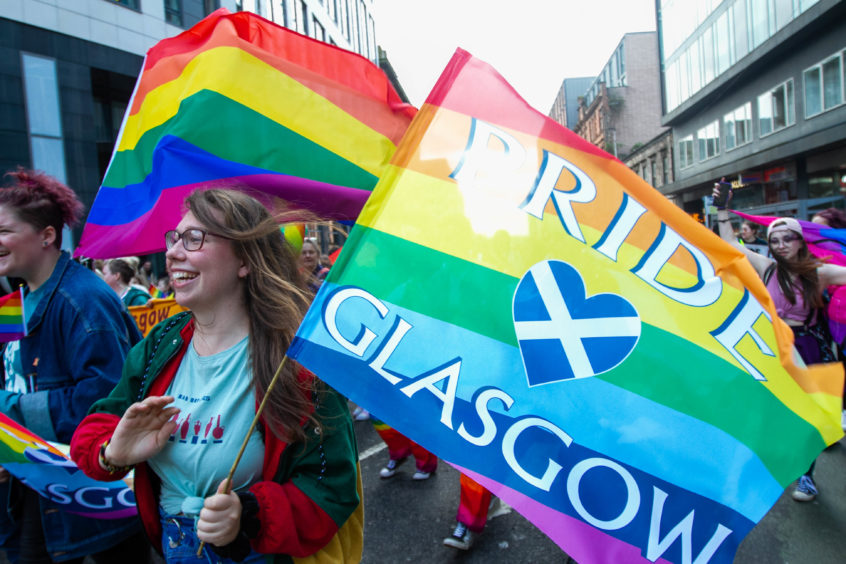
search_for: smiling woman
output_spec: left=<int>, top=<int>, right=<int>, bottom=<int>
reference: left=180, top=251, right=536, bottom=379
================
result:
left=71, top=188, right=363, bottom=563
left=0, top=169, right=148, bottom=562
left=713, top=183, right=846, bottom=504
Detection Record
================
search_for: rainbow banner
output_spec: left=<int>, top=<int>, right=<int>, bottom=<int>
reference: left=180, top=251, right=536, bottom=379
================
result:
left=76, top=8, right=415, bottom=259
left=288, top=50, right=844, bottom=564
left=0, top=413, right=136, bottom=519
left=0, top=288, right=26, bottom=343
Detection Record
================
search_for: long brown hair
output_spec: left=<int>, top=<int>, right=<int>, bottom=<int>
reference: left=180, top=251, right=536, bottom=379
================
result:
left=185, top=188, right=317, bottom=442
left=769, top=236, right=824, bottom=310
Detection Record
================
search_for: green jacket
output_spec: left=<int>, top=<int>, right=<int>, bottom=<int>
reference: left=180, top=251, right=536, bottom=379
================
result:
left=71, top=312, right=364, bottom=563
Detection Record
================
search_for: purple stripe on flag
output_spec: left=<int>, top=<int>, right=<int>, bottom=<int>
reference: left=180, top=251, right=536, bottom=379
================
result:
left=69, top=508, right=138, bottom=520
left=76, top=173, right=372, bottom=258
left=453, top=464, right=674, bottom=564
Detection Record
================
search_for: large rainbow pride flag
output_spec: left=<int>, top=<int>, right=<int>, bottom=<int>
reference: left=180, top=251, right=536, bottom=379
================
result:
left=288, top=50, right=844, bottom=563
left=76, top=8, right=415, bottom=259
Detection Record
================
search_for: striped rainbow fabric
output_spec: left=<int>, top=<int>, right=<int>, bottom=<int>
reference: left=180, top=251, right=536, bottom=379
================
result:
left=76, top=8, right=415, bottom=259
left=289, top=50, right=844, bottom=563
left=0, top=288, right=26, bottom=343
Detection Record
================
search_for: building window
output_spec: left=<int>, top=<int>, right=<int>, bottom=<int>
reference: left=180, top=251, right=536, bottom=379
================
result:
left=21, top=53, right=67, bottom=183
left=662, top=151, right=670, bottom=184
left=724, top=102, right=752, bottom=150
left=678, top=135, right=694, bottom=169
left=164, top=0, right=183, bottom=27
left=697, top=120, right=720, bottom=161
left=312, top=16, right=325, bottom=41
left=804, top=53, right=844, bottom=118
left=203, top=0, right=220, bottom=16
left=650, top=159, right=657, bottom=186
left=758, top=79, right=794, bottom=136
left=112, top=0, right=141, bottom=10
left=747, top=0, right=773, bottom=50
left=300, top=1, right=309, bottom=35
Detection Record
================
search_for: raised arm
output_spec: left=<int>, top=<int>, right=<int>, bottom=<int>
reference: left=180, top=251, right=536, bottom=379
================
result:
left=818, top=263, right=846, bottom=287
left=713, top=182, right=774, bottom=278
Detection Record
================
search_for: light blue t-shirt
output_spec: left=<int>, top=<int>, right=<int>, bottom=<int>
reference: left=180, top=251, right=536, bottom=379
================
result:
left=3, top=286, right=45, bottom=393
left=148, top=336, right=265, bottom=517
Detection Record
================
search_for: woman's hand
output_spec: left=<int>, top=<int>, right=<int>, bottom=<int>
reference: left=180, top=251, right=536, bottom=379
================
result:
left=197, top=480, right=242, bottom=547
left=105, top=396, right=179, bottom=467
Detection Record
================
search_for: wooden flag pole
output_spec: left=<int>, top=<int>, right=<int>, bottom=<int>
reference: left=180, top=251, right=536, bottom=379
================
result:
left=197, top=355, right=288, bottom=556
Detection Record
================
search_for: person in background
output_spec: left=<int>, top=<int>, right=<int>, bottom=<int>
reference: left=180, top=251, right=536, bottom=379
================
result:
left=0, top=169, right=148, bottom=563
left=811, top=207, right=846, bottom=432
left=812, top=207, right=846, bottom=229
left=372, top=418, right=437, bottom=481
left=104, top=258, right=153, bottom=307
left=151, top=275, right=172, bottom=299
left=71, top=189, right=362, bottom=563
left=714, top=182, right=846, bottom=503
left=738, top=221, right=769, bottom=255
left=443, top=475, right=505, bottom=551
left=300, top=238, right=329, bottom=293
left=135, top=258, right=157, bottom=289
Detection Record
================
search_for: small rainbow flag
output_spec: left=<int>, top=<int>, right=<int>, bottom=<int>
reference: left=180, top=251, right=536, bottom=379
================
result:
left=289, top=50, right=843, bottom=563
left=0, top=413, right=136, bottom=519
left=76, top=8, right=415, bottom=259
left=0, top=288, right=26, bottom=343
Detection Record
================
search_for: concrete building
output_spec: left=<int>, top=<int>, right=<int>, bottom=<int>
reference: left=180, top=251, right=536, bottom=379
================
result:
left=624, top=129, right=675, bottom=192
left=0, top=0, right=377, bottom=244
left=571, top=32, right=666, bottom=161
left=549, top=76, right=593, bottom=130
left=657, top=0, right=846, bottom=219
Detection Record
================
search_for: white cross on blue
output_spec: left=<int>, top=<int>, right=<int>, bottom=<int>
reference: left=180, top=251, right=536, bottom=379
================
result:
left=513, top=260, right=641, bottom=386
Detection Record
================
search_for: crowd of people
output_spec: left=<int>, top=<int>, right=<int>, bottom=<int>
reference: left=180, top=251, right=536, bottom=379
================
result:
left=0, top=167, right=842, bottom=562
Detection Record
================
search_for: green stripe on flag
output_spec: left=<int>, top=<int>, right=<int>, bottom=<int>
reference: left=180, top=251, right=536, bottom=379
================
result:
left=331, top=225, right=825, bottom=482
left=104, top=90, right=379, bottom=190
left=329, top=223, right=520, bottom=345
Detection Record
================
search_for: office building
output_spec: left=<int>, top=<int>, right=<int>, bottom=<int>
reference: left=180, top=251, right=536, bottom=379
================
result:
left=657, top=0, right=846, bottom=219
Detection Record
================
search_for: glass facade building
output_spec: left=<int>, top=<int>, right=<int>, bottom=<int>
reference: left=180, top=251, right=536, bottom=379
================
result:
left=657, top=0, right=846, bottom=219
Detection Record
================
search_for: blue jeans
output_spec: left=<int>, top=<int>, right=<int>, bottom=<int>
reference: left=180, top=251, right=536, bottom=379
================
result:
left=159, top=510, right=266, bottom=564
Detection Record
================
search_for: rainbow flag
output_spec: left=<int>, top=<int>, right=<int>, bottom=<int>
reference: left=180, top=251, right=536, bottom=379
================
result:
left=0, top=413, right=136, bottom=518
left=76, top=8, right=415, bottom=259
left=733, top=210, right=846, bottom=266
left=288, top=50, right=844, bottom=564
left=0, top=288, right=26, bottom=343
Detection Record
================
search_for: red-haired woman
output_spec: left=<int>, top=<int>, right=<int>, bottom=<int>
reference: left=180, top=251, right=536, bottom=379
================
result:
left=0, top=169, right=147, bottom=562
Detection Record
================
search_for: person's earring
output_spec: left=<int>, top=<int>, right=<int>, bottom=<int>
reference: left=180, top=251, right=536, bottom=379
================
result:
left=42, top=241, right=48, bottom=247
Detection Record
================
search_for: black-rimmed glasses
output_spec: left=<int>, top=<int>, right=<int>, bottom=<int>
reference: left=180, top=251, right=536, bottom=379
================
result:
left=165, top=228, right=230, bottom=251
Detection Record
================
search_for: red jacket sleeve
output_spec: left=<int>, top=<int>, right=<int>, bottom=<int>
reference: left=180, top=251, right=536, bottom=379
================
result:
left=70, top=412, right=124, bottom=481
left=249, top=480, right=338, bottom=557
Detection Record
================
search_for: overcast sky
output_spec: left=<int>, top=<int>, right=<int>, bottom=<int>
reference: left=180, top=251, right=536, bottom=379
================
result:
left=375, top=0, right=657, bottom=113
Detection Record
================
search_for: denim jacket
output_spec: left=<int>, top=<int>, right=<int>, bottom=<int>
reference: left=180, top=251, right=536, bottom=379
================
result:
left=0, top=252, right=144, bottom=560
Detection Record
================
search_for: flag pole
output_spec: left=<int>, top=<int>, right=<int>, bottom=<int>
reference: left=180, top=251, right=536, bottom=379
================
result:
left=197, top=355, right=289, bottom=557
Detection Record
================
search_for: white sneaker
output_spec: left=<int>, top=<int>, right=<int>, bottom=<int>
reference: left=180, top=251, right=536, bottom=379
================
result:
left=412, top=470, right=431, bottom=480
left=352, top=407, right=370, bottom=421
left=379, top=458, right=405, bottom=479
left=443, top=522, right=475, bottom=550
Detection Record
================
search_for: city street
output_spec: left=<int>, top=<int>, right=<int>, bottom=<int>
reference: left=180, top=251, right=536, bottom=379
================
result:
left=352, top=416, right=846, bottom=563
